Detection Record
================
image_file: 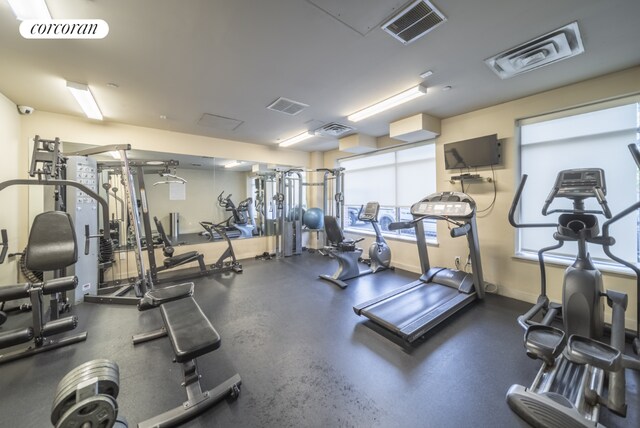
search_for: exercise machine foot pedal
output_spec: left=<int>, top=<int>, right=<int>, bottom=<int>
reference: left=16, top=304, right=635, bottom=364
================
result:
left=567, top=334, right=622, bottom=371
left=524, top=324, right=566, bottom=366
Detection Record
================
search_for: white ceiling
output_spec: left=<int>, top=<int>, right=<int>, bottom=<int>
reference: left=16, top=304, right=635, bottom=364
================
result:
left=1, top=0, right=639, bottom=152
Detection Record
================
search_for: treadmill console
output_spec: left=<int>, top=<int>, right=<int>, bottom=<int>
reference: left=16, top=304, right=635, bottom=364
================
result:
left=553, top=168, right=606, bottom=199
left=411, top=192, right=475, bottom=218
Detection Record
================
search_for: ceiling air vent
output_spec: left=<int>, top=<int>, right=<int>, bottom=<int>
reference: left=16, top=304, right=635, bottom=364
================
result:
left=314, top=122, right=355, bottom=138
left=485, top=22, right=584, bottom=79
left=267, top=97, right=309, bottom=116
left=382, top=0, right=446, bottom=45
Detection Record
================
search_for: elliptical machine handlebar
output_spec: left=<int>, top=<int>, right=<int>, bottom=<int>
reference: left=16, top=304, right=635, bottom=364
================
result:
left=509, top=175, right=557, bottom=229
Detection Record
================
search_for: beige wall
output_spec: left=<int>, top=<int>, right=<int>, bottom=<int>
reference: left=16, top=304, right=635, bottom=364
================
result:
left=326, top=65, right=640, bottom=329
left=0, top=93, right=22, bottom=284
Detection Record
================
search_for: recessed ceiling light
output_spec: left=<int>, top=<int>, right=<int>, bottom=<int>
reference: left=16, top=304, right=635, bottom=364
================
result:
left=160, top=115, right=167, bottom=120
left=419, top=70, right=433, bottom=79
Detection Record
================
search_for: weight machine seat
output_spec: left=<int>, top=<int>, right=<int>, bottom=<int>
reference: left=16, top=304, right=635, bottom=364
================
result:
left=25, top=211, right=78, bottom=271
left=324, top=216, right=362, bottom=252
left=160, top=297, right=221, bottom=363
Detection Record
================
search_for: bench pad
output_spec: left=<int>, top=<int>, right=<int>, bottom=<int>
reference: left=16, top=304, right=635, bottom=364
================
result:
left=160, top=297, right=221, bottom=363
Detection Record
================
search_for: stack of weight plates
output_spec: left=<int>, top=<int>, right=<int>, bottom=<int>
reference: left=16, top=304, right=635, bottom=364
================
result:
left=51, top=359, right=125, bottom=428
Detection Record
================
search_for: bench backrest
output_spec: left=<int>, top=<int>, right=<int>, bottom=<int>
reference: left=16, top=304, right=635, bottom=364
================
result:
left=26, top=211, right=78, bottom=271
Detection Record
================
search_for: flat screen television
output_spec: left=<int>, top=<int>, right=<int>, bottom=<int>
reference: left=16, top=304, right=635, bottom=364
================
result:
left=443, top=134, right=500, bottom=170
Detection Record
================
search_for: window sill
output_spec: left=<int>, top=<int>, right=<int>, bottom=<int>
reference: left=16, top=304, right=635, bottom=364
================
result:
left=344, top=227, right=439, bottom=247
left=513, top=251, right=637, bottom=277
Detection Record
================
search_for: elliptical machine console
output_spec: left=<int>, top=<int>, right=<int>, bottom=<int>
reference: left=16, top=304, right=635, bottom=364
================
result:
left=506, top=145, right=640, bottom=428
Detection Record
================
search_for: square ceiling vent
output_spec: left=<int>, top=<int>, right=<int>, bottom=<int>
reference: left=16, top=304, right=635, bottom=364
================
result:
left=267, top=97, right=309, bottom=116
left=314, top=122, right=355, bottom=138
left=485, top=22, right=584, bottom=79
left=382, top=0, right=446, bottom=45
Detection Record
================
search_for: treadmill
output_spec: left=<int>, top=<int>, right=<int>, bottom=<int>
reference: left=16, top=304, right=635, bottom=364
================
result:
left=353, top=191, right=485, bottom=343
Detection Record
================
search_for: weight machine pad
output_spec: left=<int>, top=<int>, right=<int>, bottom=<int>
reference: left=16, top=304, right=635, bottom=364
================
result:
left=0, top=283, right=30, bottom=301
left=26, top=211, right=78, bottom=271
left=160, top=297, right=220, bottom=363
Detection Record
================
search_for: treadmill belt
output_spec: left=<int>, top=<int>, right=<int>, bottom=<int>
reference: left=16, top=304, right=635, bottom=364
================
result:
left=362, top=282, right=460, bottom=333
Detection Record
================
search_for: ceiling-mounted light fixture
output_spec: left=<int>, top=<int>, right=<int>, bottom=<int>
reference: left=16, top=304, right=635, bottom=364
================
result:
left=419, top=70, right=433, bottom=79
left=66, top=81, right=103, bottom=120
left=347, top=84, right=427, bottom=123
left=7, top=0, right=51, bottom=20
left=224, top=160, right=244, bottom=169
left=278, top=131, right=314, bottom=148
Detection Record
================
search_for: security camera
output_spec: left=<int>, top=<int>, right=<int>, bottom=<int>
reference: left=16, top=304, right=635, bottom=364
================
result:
left=17, top=105, right=34, bottom=115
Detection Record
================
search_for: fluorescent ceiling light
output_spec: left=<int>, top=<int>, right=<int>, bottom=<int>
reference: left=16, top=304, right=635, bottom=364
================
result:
left=279, top=131, right=314, bottom=148
left=66, top=81, right=103, bottom=120
left=7, top=0, right=51, bottom=20
left=224, top=161, right=243, bottom=169
left=347, top=84, right=427, bottom=122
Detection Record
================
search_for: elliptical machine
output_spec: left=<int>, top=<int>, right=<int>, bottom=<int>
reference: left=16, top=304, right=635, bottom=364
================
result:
left=506, top=144, right=640, bottom=427
left=319, top=201, right=392, bottom=289
left=217, top=191, right=255, bottom=238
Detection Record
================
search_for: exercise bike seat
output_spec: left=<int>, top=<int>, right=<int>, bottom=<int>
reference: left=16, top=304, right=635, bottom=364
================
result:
left=324, top=216, right=363, bottom=251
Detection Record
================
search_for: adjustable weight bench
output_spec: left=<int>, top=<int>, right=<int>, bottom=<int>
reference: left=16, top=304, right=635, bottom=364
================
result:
left=134, top=283, right=241, bottom=427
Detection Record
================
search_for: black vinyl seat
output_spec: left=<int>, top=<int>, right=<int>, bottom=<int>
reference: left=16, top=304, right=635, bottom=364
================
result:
left=324, top=215, right=362, bottom=251
left=26, top=211, right=78, bottom=271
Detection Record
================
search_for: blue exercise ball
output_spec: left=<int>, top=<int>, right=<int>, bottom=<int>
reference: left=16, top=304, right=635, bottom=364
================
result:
left=303, top=208, right=324, bottom=229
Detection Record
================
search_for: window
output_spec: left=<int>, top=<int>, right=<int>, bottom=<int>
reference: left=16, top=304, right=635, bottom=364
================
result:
left=339, top=142, right=437, bottom=241
left=517, top=98, right=640, bottom=267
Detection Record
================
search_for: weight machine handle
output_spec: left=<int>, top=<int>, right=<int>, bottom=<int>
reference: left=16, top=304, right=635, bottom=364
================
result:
left=0, top=229, right=8, bottom=264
